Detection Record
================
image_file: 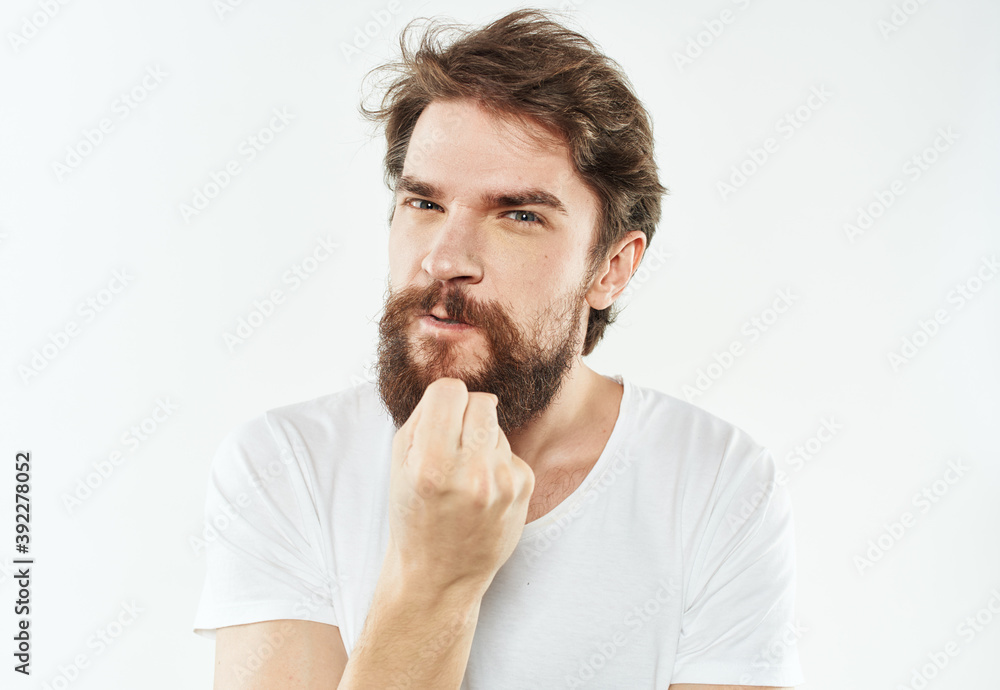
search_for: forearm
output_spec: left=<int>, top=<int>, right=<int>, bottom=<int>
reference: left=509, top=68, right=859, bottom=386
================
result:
left=338, top=561, right=484, bottom=690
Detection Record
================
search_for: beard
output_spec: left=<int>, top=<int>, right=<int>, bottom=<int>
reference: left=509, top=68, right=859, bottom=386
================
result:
left=374, top=276, right=590, bottom=436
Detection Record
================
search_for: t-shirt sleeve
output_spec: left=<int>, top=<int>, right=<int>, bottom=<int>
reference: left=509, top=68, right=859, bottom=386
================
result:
left=671, top=446, right=805, bottom=686
left=192, top=413, right=339, bottom=639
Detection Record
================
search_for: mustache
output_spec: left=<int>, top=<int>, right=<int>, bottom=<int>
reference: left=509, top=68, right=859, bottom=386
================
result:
left=375, top=279, right=588, bottom=433
left=394, top=282, right=499, bottom=330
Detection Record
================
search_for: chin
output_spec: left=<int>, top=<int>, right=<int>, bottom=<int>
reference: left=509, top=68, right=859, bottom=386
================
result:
left=413, top=346, right=489, bottom=383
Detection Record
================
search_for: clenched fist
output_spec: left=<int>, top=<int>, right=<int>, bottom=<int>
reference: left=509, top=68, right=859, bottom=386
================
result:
left=384, top=377, right=536, bottom=597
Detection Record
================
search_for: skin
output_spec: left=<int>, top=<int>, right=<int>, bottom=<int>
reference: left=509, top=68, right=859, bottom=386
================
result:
left=213, top=97, right=793, bottom=690
left=388, top=96, right=645, bottom=479
left=384, top=97, right=792, bottom=690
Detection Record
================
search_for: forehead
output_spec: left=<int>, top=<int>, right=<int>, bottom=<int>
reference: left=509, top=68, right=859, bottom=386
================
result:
left=401, top=98, right=596, bottom=217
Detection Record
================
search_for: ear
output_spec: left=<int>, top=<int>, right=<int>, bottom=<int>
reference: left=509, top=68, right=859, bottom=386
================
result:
left=585, top=230, right=647, bottom=310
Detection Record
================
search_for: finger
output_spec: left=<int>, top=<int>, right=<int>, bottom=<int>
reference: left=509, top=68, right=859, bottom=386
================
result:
left=460, top=392, right=500, bottom=456
left=495, top=423, right=510, bottom=451
left=412, top=377, right=469, bottom=452
left=391, top=417, right=416, bottom=471
left=511, top=453, right=536, bottom=499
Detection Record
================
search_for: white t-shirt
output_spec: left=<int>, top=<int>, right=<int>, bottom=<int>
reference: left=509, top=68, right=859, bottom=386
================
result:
left=193, top=374, right=805, bottom=688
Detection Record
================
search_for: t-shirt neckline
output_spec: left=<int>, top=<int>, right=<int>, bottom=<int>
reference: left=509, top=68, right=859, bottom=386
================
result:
left=518, top=373, right=632, bottom=541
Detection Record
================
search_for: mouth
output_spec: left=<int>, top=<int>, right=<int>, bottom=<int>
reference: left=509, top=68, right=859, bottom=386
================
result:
left=428, top=314, right=465, bottom=325
left=420, top=312, right=476, bottom=331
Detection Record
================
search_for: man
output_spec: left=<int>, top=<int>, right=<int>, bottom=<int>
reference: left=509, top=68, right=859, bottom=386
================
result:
left=193, top=9, right=804, bottom=689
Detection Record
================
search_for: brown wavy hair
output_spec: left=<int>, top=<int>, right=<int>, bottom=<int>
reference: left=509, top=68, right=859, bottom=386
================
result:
left=359, top=8, right=668, bottom=356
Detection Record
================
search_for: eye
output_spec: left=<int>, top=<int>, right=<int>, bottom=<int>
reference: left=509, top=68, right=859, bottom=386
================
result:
left=405, top=198, right=443, bottom=212
left=502, top=210, right=544, bottom=225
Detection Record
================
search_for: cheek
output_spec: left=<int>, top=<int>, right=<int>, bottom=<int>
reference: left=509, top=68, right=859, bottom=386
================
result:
left=498, top=264, right=573, bottom=322
left=516, top=251, right=579, bottom=297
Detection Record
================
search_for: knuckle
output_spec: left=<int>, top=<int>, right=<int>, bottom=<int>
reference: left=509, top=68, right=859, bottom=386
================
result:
left=471, top=392, right=499, bottom=413
left=518, top=462, right=536, bottom=494
left=471, top=424, right=491, bottom=447
left=416, top=469, right=444, bottom=497
left=465, top=469, right=491, bottom=507
left=493, top=462, right=514, bottom=498
left=496, top=430, right=510, bottom=451
left=429, top=377, right=467, bottom=395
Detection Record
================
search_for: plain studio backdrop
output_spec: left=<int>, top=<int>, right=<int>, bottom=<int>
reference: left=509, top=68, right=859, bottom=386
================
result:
left=1, top=0, right=998, bottom=687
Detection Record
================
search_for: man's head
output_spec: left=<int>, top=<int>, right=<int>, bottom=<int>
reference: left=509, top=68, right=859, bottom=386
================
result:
left=362, top=9, right=667, bottom=432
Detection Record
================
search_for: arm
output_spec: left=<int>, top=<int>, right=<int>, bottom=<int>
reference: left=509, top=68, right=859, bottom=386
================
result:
left=210, top=378, right=529, bottom=689
left=211, top=549, right=485, bottom=690
left=338, top=379, right=531, bottom=689
left=214, top=620, right=348, bottom=689
left=339, top=555, right=484, bottom=689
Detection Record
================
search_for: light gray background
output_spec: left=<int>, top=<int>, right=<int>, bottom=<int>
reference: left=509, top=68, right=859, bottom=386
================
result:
left=1, top=0, right=998, bottom=687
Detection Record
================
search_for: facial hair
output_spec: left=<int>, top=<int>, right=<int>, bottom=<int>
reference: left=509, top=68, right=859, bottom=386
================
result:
left=374, top=277, right=590, bottom=436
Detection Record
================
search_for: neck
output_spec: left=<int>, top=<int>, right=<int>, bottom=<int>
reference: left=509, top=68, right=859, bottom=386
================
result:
left=504, top=358, right=621, bottom=473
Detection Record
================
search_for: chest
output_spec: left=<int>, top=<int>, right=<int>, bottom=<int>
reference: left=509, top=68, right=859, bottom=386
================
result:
left=525, top=459, right=598, bottom=524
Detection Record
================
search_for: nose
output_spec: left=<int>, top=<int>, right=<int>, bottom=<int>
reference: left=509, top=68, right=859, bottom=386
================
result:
left=420, top=207, right=484, bottom=285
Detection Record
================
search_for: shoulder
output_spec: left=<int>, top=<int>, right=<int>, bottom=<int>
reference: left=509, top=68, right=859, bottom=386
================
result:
left=211, top=381, right=391, bottom=472
left=263, top=380, right=388, bottom=440
left=622, top=378, right=780, bottom=524
left=626, top=379, right=766, bottom=470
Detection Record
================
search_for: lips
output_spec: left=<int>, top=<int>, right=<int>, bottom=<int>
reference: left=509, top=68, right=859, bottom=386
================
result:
left=427, top=313, right=466, bottom=325
left=426, top=308, right=468, bottom=325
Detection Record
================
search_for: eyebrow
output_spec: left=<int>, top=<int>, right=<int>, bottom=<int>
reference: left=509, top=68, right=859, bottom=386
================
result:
left=395, top=175, right=569, bottom=216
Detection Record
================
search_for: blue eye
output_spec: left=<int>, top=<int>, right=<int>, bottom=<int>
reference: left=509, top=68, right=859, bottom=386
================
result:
left=407, top=199, right=441, bottom=211
left=405, top=199, right=544, bottom=226
left=503, top=210, right=542, bottom=225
